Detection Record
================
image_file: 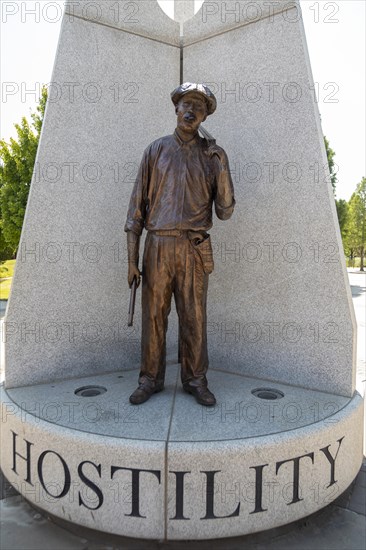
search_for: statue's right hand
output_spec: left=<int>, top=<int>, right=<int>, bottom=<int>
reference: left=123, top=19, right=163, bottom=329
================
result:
left=128, top=264, right=141, bottom=288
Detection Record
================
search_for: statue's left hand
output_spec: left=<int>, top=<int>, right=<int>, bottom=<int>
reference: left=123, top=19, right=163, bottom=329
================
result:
left=128, top=264, right=141, bottom=288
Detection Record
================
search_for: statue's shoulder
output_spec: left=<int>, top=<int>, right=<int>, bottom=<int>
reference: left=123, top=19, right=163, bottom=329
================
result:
left=143, top=135, right=172, bottom=156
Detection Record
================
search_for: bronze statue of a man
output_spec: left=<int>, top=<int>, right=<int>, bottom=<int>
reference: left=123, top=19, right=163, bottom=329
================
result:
left=125, top=83, right=235, bottom=406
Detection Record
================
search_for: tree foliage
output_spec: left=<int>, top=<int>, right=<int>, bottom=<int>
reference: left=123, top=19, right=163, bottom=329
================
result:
left=335, top=199, right=348, bottom=241
left=345, top=177, right=366, bottom=271
left=324, top=136, right=337, bottom=194
left=324, top=136, right=349, bottom=248
left=0, top=86, right=47, bottom=258
left=322, top=136, right=366, bottom=271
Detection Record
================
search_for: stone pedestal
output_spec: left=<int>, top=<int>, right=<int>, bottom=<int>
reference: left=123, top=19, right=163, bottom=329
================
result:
left=1, top=367, right=363, bottom=540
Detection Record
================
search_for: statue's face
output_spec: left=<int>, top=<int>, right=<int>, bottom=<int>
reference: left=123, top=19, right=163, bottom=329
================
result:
left=176, top=92, right=208, bottom=135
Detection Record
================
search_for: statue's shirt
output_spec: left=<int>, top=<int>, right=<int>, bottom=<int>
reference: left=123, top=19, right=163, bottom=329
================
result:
left=125, top=131, right=235, bottom=235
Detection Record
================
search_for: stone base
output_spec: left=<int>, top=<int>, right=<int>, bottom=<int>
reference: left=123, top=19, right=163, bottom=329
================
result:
left=0, top=366, right=363, bottom=540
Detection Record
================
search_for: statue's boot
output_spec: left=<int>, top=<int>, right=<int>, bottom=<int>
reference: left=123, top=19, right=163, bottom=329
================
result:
left=129, top=380, right=164, bottom=405
left=183, top=384, right=216, bottom=406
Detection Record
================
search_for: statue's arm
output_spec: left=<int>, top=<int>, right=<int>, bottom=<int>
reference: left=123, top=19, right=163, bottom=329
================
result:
left=211, top=147, right=236, bottom=220
left=126, top=231, right=141, bottom=288
left=124, top=149, right=149, bottom=287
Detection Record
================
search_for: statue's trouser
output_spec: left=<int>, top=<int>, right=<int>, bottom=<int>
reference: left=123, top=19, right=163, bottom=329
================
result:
left=139, top=231, right=209, bottom=388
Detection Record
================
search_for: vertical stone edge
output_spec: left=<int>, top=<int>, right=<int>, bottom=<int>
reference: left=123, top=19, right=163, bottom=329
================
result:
left=296, top=8, right=357, bottom=391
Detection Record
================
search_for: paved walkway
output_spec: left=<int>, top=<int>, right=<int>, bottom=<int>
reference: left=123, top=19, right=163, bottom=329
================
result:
left=1, top=271, right=365, bottom=549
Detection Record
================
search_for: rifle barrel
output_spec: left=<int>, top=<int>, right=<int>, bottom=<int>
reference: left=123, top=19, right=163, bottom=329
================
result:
left=128, top=278, right=137, bottom=327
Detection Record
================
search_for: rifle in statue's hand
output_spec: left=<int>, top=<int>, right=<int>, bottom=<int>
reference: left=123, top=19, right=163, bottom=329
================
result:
left=199, top=125, right=216, bottom=146
left=128, top=277, right=137, bottom=327
left=200, top=125, right=228, bottom=169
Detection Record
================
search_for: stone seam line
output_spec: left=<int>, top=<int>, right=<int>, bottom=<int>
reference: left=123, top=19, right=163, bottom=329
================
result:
left=64, top=11, right=180, bottom=48
left=183, top=3, right=300, bottom=47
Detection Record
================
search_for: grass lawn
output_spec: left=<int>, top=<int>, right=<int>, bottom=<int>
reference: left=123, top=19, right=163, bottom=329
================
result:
left=0, top=259, right=16, bottom=300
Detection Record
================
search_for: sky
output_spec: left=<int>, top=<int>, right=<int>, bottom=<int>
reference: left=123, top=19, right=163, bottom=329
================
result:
left=0, top=0, right=365, bottom=200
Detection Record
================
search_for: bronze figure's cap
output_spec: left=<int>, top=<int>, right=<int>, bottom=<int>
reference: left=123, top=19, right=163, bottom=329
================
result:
left=171, top=82, right=217, bottom=115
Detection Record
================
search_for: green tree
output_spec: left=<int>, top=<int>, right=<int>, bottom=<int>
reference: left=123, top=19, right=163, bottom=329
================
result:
left=0, top=86, right=47, bottom=257
left=345, top=177, right=366, bottom=271
left=324, top=136, right=337, bottom=194
left=335, top=198, right=348, bottom=241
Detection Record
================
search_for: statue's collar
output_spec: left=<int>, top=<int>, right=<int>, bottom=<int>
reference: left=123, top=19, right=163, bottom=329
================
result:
left=174, top=129, right=199, bottom=147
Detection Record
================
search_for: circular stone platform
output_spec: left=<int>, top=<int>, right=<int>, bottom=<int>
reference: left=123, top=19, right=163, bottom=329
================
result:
left=0, top=366, right=363, bottom=540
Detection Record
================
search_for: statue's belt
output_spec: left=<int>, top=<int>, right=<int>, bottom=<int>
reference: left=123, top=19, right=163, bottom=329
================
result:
left=149, top=229, right=208, bottom=243
left=148, top=229, right=214, bottom=274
